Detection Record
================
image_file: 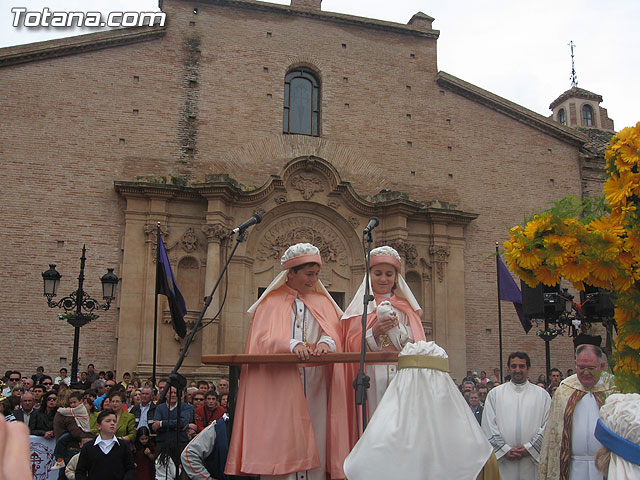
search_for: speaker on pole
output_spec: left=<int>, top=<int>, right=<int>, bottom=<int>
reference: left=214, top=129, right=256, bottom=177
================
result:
left=581, top=285, right=614, bottom=318
left=521, top=281, right=563, bottom=319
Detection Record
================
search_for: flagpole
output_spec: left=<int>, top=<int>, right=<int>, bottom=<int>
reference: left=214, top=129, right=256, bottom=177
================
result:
left=152, top=222, right=160, bottom=389
left=495, top=242, right=504, bottom=383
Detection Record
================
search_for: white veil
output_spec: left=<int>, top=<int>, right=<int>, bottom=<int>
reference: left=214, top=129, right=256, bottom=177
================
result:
left=343, top=341, right=492, bottom=480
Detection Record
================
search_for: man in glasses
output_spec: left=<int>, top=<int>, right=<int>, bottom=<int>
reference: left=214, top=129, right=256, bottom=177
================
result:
left=538, top=335, right=617, bottom=480
left=191, top=392, right=206, bottom=407
left=3, top=371, right=21, bottom=396
left=93, top=380, right=116, bottom=410
left=21, top=377, right=33, bottom=392
left=41, top=377, right=54, bottom=391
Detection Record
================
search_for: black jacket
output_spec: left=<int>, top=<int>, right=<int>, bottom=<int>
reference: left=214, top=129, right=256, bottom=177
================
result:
left=31, top=410, right=55, bottom=436
left=75, top=440, right=135, bottom=480
left=129, top=402, right=156, bottom=430
left=12, top=409, right=38, bottom=432
left=471, top=405, right=483, bottom=425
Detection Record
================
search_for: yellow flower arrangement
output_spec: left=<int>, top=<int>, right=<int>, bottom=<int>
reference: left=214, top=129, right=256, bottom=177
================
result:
left=505, top=122, right=640, bottom=393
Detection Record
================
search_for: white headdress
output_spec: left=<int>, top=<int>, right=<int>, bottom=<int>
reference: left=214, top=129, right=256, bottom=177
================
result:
left=343, top=341, right=492, bottom=480
left=595, top=393, right=640, bottom=479
left=247, top=243, right=342, bottom=315
left=341, top=246, right=421, bottom=320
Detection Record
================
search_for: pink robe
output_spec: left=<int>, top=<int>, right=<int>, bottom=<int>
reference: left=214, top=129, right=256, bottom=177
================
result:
left=342, top=294, right=426, bottom=447
left=225, top=284, right=350, bottom=479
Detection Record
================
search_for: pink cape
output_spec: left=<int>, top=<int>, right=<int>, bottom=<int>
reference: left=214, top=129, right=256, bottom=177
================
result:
left=225, top=284, right=350, bottom=479
left=342, top=294, right=426, bottom=447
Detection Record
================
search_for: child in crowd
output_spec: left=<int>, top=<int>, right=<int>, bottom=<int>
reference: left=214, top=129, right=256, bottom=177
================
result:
left=133, top=426, right=155, bottom=480
left=51, top=391, right=91, bottom=470
left=75, top=409, right=135, bottom=480
left=63, top=437, right=93, bottom=480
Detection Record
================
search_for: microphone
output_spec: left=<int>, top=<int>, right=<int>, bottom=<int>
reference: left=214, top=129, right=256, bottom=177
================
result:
left=363, top=216, right=380, bottom=234
left=231, top=213, right=262, bottom=234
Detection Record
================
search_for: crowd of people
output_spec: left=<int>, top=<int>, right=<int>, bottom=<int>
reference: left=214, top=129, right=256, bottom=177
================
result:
left=2, top=242, right=638, bottom=480
left=0, top=366, right=230, bottom=480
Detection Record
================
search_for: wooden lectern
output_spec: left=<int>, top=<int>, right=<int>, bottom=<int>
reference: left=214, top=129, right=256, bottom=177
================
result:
left=201, top=351, right=399, bottom=428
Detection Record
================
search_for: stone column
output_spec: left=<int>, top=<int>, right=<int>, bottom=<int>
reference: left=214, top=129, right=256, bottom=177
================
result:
left=430, top=243, right=451, bottom=353
left=443, top=237, right=467, bottom=381
left=194, top=222, right=227, bottom=375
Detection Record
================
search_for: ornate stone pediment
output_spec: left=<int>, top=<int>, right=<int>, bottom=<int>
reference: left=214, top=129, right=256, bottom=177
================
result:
left=290, top=173, right=325, bottom=200
left=257, top=216, right=348, bottom=267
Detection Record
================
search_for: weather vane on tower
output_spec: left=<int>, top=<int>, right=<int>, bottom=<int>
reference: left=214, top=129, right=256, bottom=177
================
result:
left=569, top=40, right=578, bottom=88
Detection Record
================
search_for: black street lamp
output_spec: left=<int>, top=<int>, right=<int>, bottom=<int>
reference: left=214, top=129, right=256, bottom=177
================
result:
left=42, top=245, right=118, bottom=385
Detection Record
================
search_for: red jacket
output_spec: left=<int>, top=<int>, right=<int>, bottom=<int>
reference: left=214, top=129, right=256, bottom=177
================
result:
left=194, top=404, right=226, bottom=432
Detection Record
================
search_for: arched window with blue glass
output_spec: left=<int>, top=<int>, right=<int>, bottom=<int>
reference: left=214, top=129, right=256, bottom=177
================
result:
left=283, top=68, right=320, bottom=136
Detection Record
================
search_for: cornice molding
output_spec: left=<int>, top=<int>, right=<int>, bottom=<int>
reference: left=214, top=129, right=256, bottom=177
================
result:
left=436, top=71, right=587, bottom=147
left=193, top=0, right=439, bottom=39
left=114, top=181, right=201, bottom=200
left=549, top=87, right=604, bottom=110
left=0, top=26, right=165, bottom=68
left=114, top=156, right=478, bottom=228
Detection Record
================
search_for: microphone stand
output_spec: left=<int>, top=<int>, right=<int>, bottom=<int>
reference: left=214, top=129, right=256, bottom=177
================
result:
left=353, top=229, right=374, bottom=435
left=158, top=228, right=248, bottom=406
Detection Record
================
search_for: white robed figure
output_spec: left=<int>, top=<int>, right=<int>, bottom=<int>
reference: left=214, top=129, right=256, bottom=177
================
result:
left=343, top=341, right=500, bottom=480
left=482, top=354, right=551, bottom=480
left=594, top=393, right=640, bottom=480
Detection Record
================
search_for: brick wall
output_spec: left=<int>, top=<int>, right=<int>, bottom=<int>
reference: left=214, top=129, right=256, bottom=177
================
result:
left=0, top=0, right=596, bottom=379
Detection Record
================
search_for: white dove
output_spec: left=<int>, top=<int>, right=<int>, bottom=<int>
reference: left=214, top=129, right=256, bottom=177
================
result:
left=376, top=300, right=395, bottom=321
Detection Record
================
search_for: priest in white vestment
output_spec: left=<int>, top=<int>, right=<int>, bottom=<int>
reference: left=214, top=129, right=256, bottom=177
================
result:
left=538, top=339, right=617, bottom=480
left=482, top=351, right=551, bottom=480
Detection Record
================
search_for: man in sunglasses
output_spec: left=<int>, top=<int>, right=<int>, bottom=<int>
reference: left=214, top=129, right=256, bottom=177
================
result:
left=3, top=371, right=21, bottom=396
left=538, top=334, right=618, bottom=480
left=41, top=377, right=54, bottom=391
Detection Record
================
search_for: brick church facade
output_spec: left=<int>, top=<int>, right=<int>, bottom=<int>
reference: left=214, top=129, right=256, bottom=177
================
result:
left=0, top=0, right=615, bottom=381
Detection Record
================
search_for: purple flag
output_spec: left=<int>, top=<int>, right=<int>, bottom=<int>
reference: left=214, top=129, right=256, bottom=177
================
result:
left=498, top=256, right=531, bottom=333
left=156, top=228, right=188, bottom=338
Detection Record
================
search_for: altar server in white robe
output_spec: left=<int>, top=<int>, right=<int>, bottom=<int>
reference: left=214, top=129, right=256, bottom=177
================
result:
left=482, top=351, right=551, bottom=480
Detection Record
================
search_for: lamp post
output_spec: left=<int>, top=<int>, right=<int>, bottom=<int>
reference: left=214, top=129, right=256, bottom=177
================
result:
left=42, top=245, right=118, bottom=385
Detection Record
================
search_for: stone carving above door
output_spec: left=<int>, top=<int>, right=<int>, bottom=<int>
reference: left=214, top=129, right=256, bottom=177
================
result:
left=181, top=227, right=199, bottom=252
left=257, top=216, right=348, bottom=267
left=290, top=173, right=325, bottom=200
